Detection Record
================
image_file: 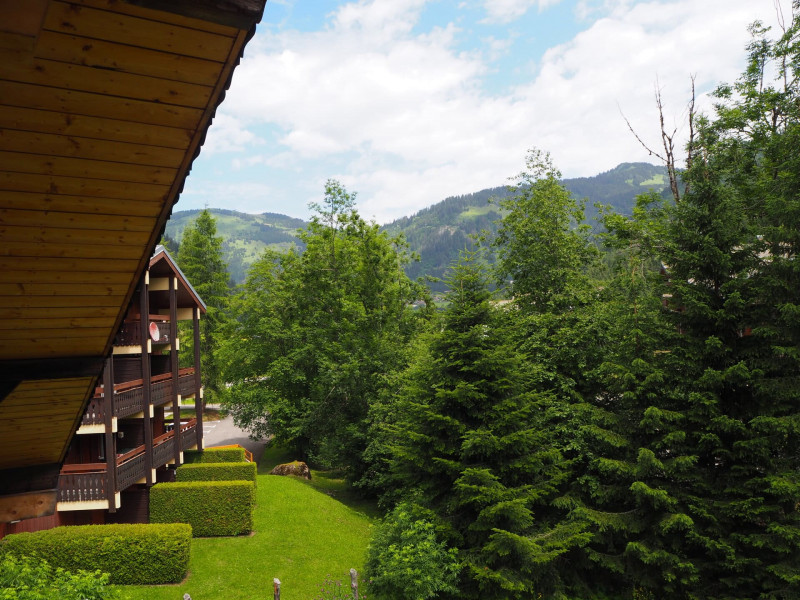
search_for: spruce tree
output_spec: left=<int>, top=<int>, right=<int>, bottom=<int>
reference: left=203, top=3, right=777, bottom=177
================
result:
left=390, top=252, right=587, bottom=599
left=654, top=14, right=800, bottom=596
left=177, top=209, right=230, bottom=401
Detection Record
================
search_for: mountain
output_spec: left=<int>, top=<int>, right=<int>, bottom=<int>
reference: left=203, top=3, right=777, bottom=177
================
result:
left=164, top=209, right=307, bottom=283
left=166, top=162, right=670, bottom=286
left=383, top=162, right=671, bottom=290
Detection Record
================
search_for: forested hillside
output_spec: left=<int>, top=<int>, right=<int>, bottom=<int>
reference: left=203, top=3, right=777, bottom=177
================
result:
left=383, top=162, right=671, bottom=289
left=169, top=163, right=669, bottom=287
left=165, top=209, right=306, bottom=283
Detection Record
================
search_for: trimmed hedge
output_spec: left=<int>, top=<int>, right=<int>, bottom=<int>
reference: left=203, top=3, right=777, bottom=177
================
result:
left=0, top=523, right=191, bottom=585
left=176, top=461, right=257, bottom=487
left=150, top=480, right=254, bottom=537
left=183, top=447, right=245, bottom=463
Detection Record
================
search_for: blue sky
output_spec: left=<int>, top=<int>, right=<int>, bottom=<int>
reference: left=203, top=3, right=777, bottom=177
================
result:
left=175, top=0, right=790, bottom=224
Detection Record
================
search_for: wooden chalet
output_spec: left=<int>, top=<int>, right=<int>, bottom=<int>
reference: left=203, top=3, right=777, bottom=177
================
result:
left=0, top=0, right=267, bottom=526
left=1, top=246, right=207, bottom=536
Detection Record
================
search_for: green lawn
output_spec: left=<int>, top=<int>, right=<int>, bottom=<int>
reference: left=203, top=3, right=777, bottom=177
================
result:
left=118, top=447, right=375, bottom=600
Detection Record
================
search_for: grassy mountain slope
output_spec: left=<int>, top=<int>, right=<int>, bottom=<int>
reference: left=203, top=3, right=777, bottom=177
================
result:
left=165, top=209, right=307, bottom=283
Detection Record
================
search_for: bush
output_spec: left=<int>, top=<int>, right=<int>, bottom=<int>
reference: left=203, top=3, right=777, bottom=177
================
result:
left=0, top=554, right=117, bottom=600
left=183, top=447, right=245, bottom=463
left=150, top=480, right=254, bottom=536
left=0, top=523, right=190, bottom=585
left=176, top=461, right=257, bottom=487
left=365, top=503, right=460, bottom=600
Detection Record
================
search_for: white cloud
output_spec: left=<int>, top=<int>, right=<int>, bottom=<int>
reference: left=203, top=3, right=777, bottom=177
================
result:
left=481, top=0, right=564, bottom=24
left=187, top=0, right=791, bottom=223
left=201, top=113, right=261, bottom=154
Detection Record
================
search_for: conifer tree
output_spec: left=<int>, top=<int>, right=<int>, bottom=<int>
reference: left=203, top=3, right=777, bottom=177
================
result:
left=651, top=13, right=800, bottom=596
left=177, top=209, right=230, bottom=401
left=570, top=11, right=800, bottom=598
left=390, top=252, right=588, bottom=599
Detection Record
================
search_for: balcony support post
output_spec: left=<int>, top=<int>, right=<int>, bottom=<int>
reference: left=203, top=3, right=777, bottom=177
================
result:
left=139, top=279, right=154, bottom=485
left=193, top=307, right=203, bottom=450
left=103, top=357, right=117, bottom=512
left=170, top=275, right=181, bottom=467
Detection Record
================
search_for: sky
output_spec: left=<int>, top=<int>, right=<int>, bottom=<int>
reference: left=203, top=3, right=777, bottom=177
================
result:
left=174, top=0, right=792, bottom=224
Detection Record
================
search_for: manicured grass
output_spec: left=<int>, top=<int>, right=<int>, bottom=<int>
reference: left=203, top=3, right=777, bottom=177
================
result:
left=117, top=446, right=374, bottom=600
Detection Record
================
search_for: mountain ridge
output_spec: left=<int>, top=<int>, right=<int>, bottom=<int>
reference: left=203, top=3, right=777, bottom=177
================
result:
left=166, top=162, right=670, bottom=286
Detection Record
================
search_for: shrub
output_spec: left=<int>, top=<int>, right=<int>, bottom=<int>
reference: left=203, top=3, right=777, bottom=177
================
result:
left=0, top=554, right=117, bottom=600
left=0, top=523, right=190, bottom=585
left=150, top=480, right=254, bottom=536
left=365, top=503, right=460, bottom=600
left=183, top=447, right=245, bottom=463
left=176, top=461, right=257, bottom=487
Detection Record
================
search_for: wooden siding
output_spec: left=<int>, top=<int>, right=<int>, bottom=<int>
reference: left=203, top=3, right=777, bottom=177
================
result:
left=0, top=377, right=95, bottom=470
left=0, top=0, right=263, bottom=506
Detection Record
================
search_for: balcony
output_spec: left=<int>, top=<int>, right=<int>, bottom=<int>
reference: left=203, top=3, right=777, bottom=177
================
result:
left=58, top=419, right=198, bottom=502
left=81, top=368, right=196, bottom=427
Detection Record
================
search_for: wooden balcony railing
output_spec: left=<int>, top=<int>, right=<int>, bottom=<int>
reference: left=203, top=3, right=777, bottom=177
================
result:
left=59, top=420, right=199, bottom=501
left=57, top=463, right=107, bottom=503
left=81, top=368, right=196, bottom=426
left=180, top=419, right=198, bottom=451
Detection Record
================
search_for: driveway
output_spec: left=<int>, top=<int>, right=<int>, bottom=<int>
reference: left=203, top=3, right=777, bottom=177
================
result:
left=201, top=407, right=269, bottom=464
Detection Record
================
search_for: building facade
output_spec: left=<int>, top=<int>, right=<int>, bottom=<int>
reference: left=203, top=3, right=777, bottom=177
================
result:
left=1, top=247, right=205, bottom=537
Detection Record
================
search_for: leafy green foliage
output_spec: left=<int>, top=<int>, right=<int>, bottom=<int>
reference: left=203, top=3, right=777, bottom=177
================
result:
left=0, top=524, right=190, bottom=585
left=218, top=180, right=427, bottom=485
left=0, top=554, right=116, bottom=600
left=183, top=447, right=246, bottom=463
left=365, top=503, right=460, bottom=600
left=176, top=461, right=257, bottom=487
left=150, top=481, right=255, bottom=537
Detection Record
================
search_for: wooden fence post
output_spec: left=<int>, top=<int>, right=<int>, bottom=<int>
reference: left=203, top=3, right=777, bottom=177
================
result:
left=273, top=578, right=281, bottom=600
left=350, top=568, right=358, bottom=599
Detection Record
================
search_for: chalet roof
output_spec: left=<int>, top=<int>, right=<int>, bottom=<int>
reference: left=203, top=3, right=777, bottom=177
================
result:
left=149, top=245, right=208, bottom=313
left=0, top=0, right=266, bottom=523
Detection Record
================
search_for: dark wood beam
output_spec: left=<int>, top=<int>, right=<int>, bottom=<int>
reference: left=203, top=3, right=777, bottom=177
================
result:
left=0, top=356, right=104, bottom=382
left=0, top=462, right=60, bottom=495
left=124, top=0, right=267, bottom=30
left=170, top=275, right=181, bottom=467
left=139, top=281, right=154, bottom=486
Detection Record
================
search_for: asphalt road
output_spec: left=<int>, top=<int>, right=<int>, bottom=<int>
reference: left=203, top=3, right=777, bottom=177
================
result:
left=202, top=409, right=269, bottom=464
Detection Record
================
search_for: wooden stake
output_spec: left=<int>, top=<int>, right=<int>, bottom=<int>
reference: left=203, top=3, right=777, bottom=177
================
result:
left=350, top=568, right=358, bottom=599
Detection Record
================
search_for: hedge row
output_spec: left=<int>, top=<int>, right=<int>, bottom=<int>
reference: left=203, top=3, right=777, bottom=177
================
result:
left=176, top=461, right=257, bottom=487
left=150, top=480, right=254, bottom=537
left=0, top=523, right=191, bottom=585
left=183, top=447, right=245, bottom=463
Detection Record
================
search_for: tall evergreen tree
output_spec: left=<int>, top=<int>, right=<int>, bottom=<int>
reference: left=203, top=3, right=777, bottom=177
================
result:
left=389, top=252, right=588, bottom=599
left=652, top=13, right=800, bottom=596
left=567, top=11, right=800, bottom=598
left=177, top=209, right=230, bottom=401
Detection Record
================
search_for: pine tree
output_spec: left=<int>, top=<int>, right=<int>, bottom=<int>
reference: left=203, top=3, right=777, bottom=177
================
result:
left=390, top=252, right=588, bottom=599
left=177, top=209, right=230, bottom=401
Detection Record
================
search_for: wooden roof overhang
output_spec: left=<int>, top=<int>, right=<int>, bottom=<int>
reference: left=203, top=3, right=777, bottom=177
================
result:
left=0, top=0, right=266, bottom=522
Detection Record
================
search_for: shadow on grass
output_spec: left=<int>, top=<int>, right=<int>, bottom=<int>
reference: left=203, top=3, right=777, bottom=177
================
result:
left=259, top=443, right=380, bottom=519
